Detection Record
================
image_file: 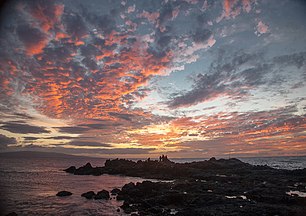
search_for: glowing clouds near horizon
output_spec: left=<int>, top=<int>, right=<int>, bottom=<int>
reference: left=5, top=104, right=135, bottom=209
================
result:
left=0, top=0, right=306, bottom=157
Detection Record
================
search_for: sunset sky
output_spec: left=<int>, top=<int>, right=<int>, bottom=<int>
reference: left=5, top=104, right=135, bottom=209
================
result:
left=0, top=0, right=305, bottom=158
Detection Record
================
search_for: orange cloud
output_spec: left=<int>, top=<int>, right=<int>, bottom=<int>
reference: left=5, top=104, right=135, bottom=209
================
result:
left=122, top=109, right=306, bottom=156
left=220, top=0, right=253, bottom=21
left=26, top=38, right=49, bottom=56
left=30, top=3, right=64, bottom=33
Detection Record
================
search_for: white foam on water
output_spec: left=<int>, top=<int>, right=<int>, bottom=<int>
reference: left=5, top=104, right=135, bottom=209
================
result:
left=286, top=190, right=306, bottom=198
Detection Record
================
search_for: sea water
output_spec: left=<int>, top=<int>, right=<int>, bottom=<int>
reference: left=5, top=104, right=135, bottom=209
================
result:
left=0, top=155, right=305, bottom=215
left=0, top=157, right=148, bottom=216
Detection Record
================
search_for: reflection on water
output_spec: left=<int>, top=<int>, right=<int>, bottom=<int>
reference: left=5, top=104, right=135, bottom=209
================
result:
left=0, top=157, right=149, bottom=215
left=1, top=155, right=305, bottom=215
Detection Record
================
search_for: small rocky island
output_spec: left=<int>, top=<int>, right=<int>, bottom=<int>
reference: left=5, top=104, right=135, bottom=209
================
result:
left=64, top=157, right=306, bottom=216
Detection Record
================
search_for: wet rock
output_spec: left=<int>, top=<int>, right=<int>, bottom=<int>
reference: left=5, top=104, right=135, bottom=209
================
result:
left=64, top=166, right=76, bottom=174
left=121, top=182, right=136, bottom=193
left=111, top=188, right=121, bottom=195
left=74, top=163, right=93, bottom=175
left=65, top=157, right=306, bottom=215
left=56, top=191, right=72, bottom=197
left=94, top=190, right=110, bottom=200
left=5, top=212, right=18, bottom=216
left=64, top=162, right=104, bottom=176
left=81, top=191, right=96, bottom=199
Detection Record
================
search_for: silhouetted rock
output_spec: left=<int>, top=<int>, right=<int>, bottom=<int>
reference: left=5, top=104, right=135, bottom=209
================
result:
left=111, top=188, right=121, bottom=195
left=81, top=191, right=96, bottom=199
left=56, top=191, right=72, bottom=197
left=94, top=190, right=110, bottom=200
left=65, top=162, right=104, bottom=176
left=64, top=166, right=76, bottom=174
left=64, top=157, right=257, bottom=179
left=118, top=178, right=306, bottom=216
left=5, top=212, right=18, bottom=216
left=64, top=157, right=306, bottom=216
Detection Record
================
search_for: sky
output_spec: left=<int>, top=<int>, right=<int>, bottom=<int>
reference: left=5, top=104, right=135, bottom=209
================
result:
left=0, top=0, right=305, bottom=158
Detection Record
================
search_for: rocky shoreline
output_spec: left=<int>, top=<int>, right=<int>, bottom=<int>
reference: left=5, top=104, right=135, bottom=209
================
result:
left=64, top=157, right=306, bottom=216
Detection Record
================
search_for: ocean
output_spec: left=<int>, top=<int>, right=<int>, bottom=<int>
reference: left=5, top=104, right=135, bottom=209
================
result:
left=172, top=155, right=306, bottom=170
left=0, top=155, right=305, bottom=215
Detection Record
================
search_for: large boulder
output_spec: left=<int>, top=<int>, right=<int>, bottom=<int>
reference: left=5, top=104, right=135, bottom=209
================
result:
left=5, top=212, right=18, bottom=216
left=81, top=191, right=96, bottom=199
left=111, top=188, right=121, bottom=195
left=121, top=182, right=136, bottom=193
left=64, top=166, right=76, bottom=174
left=94, top=190, right=110, bottom=200
left=56, top=191, right=72, bottom=197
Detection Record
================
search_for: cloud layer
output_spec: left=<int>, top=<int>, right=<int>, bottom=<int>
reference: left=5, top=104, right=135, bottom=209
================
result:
left=0, top=0, right=305, bottom=157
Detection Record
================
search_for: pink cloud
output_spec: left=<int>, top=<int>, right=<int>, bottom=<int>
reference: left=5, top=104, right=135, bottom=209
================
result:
left=139, top=11, right=160, bottom=24
left=127, top=4, right=135, bottom=13
left=256, top=21, right=269, bottom=35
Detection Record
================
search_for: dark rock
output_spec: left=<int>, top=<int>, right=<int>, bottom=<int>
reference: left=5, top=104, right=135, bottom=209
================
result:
left=116, top=194, right=125, bottom=201
left=64, top=162, right=104, bottom=176
left=56, top=191, right=72, bottom=197
left=64, top=157, right=306, bottom=216
left=64, top=157, right=257, bottom=179
left=5, top=212, right=18, bottom=216
left=111, top=188, right=121, bottom=195
left=122, top=182, right=135, bottom=190
left=64, top=166, right=76, bottom=174
left=94, top=189, right=110, bottom=200
left=81, top=191, right=96, bottom=199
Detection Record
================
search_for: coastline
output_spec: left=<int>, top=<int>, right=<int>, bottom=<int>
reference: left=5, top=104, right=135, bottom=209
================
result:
left=62, top=157, right=306, bottom=216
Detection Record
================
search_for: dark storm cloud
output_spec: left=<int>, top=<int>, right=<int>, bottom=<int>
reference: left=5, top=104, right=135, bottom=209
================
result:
left=78, top=122, right=122, bottom=129
left=16, top=24, right=47, bottom=54
left=291, top=81, right=304, bottom=89
left=237, top=64, right=269, bottom=86
left=96, top=15, right=117, bottom=34
left=81, top=5, right=117, bottom=35
left=0, top=134, right=17, bottom=149
left=80, top=44, right=102, bottom=57
left=273, top=52, right=306, bottom=69
left=158, top=3, right=176, bottom=25
left=168, top=72, right=226, bottom=108
left=82, top=57, right=98, bottom=70
left=41, top=45, right=74, bottom=64
left=157, top=34, right=172, bottom=48
left=1, top=123, right=49, bottom=134
left=12, top=144, right=155, bottom=155
left=46, top=136, right=76, bottom=140
left=64, top=14, right=88, bottom=39
left=69, top=140, right=111, bottom=147
left=108, top=112, right=134, bottom=121
left=13, top=113, right=35, bottom=120
left=55, top=126, right=90, bottom=134
left=24, top=137, right=40, bottom=141
left=167, top=51, right=277, bottom=108
left=192, top=29, right=212, bottom=43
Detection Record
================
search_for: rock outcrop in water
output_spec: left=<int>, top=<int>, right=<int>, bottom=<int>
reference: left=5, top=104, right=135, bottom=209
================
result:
left=64, top=162, right=104, bottom=176
left=81, top=191, right=96, bottom=199
left=65, top=157, right=306, bottom=215
left=117, top=179, right=306, bottom=216
left=56, top=191, right=72, bottom=197
left=64, top=157, right=263, bottom=179
left=81, top=190, right=110, bottom=200
left=94, top=190, right=110, bottom=200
